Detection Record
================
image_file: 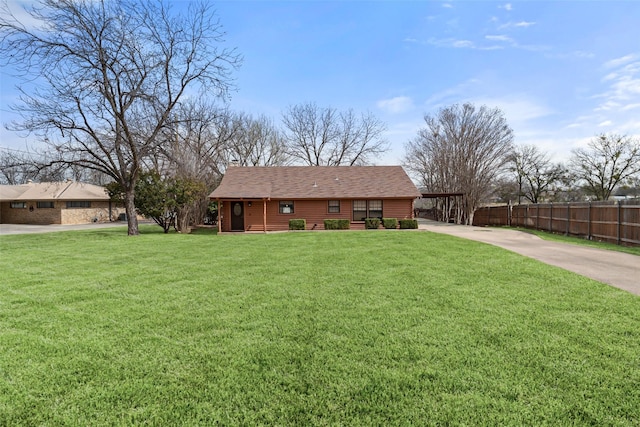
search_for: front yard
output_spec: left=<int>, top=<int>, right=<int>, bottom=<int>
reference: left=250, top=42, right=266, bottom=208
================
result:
left=1, top=227, right=639, bottom=425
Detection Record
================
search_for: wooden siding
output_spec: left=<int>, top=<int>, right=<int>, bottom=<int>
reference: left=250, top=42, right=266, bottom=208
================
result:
left=218, top=198, right=415, bottom=232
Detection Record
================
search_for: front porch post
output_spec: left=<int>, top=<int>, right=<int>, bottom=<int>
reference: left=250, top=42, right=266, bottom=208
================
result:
left=263, top=198, right=267, bottom=233
left=217, top=199, right=221, bottom=233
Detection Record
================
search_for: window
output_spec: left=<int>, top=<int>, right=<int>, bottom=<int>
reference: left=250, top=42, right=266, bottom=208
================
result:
left=10, top=202, right=26, bottom=209
left=353, top=200, right=367, bottom=221
left=353, top=200, right=383, bottom=221
left=328, top=200, right=340, bottom=213
left=66, top=201, right=91, bottom=208
left=368, top=200, right=383, bottom=219
left=37, top=201, right=54, bottom=209
left=279, top=201, right=294, bottom=214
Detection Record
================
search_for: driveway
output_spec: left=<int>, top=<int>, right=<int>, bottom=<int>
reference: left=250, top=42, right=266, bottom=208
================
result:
left=418, top=219, right=640, bottom=296
left=0, top=222, right=128, bottom=235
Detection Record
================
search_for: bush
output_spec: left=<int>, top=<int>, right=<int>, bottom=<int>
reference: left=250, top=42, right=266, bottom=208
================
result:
left=365, top=218, right=380, bottom=229
left=324, top=219, right=350, bottom=230
left=382, top=218, right=397, bottom=229
left=289, top=219, right=306, bottom=230
left=399, top=219, right=418, bottom=229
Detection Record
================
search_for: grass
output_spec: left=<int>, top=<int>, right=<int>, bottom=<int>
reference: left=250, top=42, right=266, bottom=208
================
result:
left=1, top=226, right=639, bottom=425
left=505, top=227, right=640, bottom=256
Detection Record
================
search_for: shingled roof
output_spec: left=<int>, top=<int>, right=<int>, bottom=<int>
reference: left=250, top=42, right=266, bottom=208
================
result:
left=0, top=181, right=109, bottom=201
left=209, top=166, right=421, bottom=200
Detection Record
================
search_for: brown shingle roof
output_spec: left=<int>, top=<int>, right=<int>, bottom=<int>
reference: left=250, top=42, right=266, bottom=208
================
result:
left=209, top=166, right=421, bottom=200
left=0, top=181, right=109, bottom=201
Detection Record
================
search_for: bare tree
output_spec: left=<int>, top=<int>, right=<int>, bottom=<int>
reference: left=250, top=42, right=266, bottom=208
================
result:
left=0, top=147, right=73, bottom=184
left=404, top=103, right=514, bottom=224
left=509, top=144, right=566, bottom=204
left=570, top=133, right=640, bottom=201
left=281, top=102, right=388, bottom=166
left=226, top=113, right=290, bottom=167
left=0, top=0, right=241, bottom=235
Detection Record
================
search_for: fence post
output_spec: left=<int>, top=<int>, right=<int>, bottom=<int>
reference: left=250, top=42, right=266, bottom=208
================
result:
left=549, top=203, right=553, bottom=232
left=566, top=203, right=570, bottom=236
left=617, top=200, right=622, bottom=245
left=588, top=202, right=592, bottom=240
left=508, top=200, right=512, bottom=227
left=536, top=204, right=540, bottom=230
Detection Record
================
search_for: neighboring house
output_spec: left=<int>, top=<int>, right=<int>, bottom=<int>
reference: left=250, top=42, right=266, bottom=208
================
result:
left=209, top=166, right=421, bottom=232
left=0, top=180, right=124, bottom=225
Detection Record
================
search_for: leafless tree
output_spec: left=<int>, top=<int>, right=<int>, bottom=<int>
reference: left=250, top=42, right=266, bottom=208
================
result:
left=404, top=103, right=514, bottom=224
left=569, top=133, right=640, bottom=201
left=0, top=147, right=74, bottom=184
left=281, top=102, right=388, bottom=166
left=0, top=0, right=241, bottom=235
left=225, top=113, right=290, bottom=167
left=156, top=104, right=289, bottom=230
left=509, top=144, right=566, bottom=204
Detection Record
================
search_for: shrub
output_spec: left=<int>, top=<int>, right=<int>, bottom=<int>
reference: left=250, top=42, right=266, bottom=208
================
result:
left=289, top=219, right=306, bottom=230
left=324, top=219, right=350, bottom=230
left=399, top=219, right=418, bottom=229
left=382, top=218, right=397, bottom=229
left=365, top=218, right=380, bottom=229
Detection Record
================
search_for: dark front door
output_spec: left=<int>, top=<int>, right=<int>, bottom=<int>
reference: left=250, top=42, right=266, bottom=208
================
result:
left=231, top=201, right=244, bottom=231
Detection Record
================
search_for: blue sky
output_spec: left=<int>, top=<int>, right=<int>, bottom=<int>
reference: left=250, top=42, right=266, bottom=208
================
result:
left=2, top=1, right=640, bottom=165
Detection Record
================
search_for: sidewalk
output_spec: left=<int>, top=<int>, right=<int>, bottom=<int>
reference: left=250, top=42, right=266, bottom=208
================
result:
left=418, top=219, right=640, bottom=296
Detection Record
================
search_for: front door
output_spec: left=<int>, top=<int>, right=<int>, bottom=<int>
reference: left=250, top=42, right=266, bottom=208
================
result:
left=231, top=201, right=244, bottom=231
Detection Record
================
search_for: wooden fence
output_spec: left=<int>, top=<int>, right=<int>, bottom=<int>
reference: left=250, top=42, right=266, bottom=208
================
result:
left=473, top=201, right=640, bottom=247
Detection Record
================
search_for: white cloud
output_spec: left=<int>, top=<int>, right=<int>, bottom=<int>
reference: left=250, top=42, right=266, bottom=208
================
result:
left=452, top=39, right=474, bottom=48
left=598, top=120, right=613, bottom=127
left=485, top=34, right=514, bottom=43
left=500, top=3, right=513, bottom=11
left=3, top=1, right=46, bottom=30
left=603, top=54, right=638, bottom=70
left=376, top=96, right=415, bottom=114
left=498, top=21, right=536, bottom=30
left=595, top=54, right=640, bottom=112
left=442, top=2, right=453, bottom=8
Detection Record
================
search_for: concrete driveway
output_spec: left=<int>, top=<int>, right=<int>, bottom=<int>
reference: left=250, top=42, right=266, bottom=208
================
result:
left=419, top=219, right=640, bottom=296
left=0, top=222, right=128, bottom=235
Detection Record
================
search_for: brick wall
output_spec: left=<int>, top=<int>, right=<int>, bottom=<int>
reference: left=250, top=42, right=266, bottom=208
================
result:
left=0, top=201, right=125, bottom=225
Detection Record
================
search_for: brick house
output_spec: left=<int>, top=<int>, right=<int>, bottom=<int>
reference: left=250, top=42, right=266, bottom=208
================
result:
left=209, top=166, right=421, bottom=232
left=0, top=181, right=124, bottom=225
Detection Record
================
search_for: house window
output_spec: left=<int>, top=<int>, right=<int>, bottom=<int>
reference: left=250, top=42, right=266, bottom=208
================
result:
left=279, top=201, right=294, bottom=214
left=328, top=200, right=340, bottom=213
left=353, top=200, right=367, bottom=221
left=37, top=201, right=55, bottom=209
left=353, top=200, right=383, bottom=221
left=368, top=200, right=383, bottom=219
left=10, top=202, right=26, bottom=209
left=66, top=201, right=91, bottom=208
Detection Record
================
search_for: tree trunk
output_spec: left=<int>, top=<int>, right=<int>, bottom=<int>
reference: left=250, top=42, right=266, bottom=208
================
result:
left=124, top=189, right=139, bottom=236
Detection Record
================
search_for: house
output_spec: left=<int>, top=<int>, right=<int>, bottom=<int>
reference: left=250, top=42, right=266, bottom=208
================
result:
left=209, top=166, right=421, bottom=232
left=0, top=180, right=124, bottom=225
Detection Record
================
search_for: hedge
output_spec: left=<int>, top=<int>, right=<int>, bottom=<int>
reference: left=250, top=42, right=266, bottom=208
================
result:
left=324, top=219, right=350, bottom=230
left=382, top=218, right=397, bottom=229
left=289, top=219, right=306, bottom=230
left=399, top=219, right=418, bottom=229
left=365, top=218, right=380, bottom=229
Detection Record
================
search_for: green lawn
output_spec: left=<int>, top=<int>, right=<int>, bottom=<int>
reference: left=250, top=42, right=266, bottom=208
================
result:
left=1, top=227, right=639, bottom=425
